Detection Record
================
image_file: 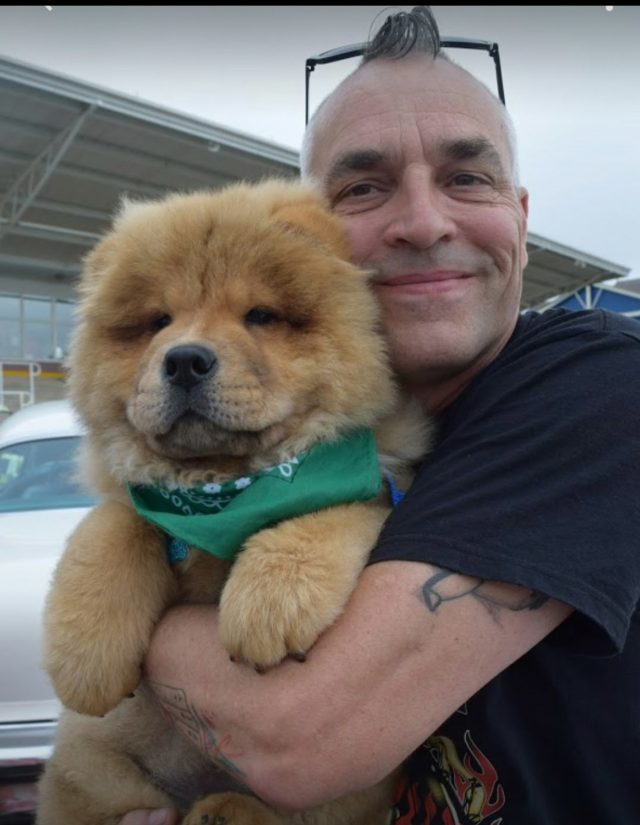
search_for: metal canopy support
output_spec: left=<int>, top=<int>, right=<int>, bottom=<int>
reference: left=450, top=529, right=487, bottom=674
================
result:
left=0, top=102, right=97, bottom=244
left=0, top=252, right=83, bottom=277
left=4, top=221, right=100, bottom=246
left=0, top=57, right=299, bottom=168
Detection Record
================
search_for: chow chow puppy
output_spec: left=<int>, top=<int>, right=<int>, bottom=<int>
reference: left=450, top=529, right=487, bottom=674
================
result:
left=36, top=179, right=431, bottom=825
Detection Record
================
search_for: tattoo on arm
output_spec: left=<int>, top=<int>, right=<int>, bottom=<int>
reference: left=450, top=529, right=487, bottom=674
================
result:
left=420, top=568, right=548, bottom=622
left=142, top=680, right=246, bottom=781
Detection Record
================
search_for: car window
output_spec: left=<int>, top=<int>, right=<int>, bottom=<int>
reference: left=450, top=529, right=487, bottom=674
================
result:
left=0, top=436, right=96, bottom=512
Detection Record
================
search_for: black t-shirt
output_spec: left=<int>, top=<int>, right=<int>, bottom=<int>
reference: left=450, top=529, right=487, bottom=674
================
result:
left=369, top=308, right=640, bottom=824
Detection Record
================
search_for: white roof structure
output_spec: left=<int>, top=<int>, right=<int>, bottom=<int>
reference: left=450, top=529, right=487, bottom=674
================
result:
left=0, top=55, right=630, bottom=308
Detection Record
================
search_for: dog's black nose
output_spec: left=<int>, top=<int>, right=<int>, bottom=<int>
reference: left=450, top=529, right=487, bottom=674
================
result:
left=164, top=345, right=217, bottom=389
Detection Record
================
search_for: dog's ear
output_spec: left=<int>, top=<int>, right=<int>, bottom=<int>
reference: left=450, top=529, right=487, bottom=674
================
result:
left=269, top=187, right=351, bottom=259
left=80, top=196, right=158, bottom=289
left=113, top=194, right=155, bottom=228
left=78, top=234, right=119, bottom=293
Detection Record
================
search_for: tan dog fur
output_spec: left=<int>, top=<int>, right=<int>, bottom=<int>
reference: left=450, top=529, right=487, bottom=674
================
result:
left=36, top=179, right=430, bottom=825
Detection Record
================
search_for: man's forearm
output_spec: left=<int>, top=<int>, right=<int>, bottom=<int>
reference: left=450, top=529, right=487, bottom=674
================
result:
left=141, top=563, right=571, bottom=810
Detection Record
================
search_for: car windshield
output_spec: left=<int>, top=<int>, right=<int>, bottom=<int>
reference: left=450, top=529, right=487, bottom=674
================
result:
left=0, top=436, right=96, bottom=512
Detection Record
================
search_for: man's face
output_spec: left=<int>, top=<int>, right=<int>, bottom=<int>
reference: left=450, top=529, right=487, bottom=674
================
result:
left=307, top=56, right=529, bottom=399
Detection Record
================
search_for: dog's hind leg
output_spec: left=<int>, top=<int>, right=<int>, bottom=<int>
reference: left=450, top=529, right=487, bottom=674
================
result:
left=37, top=749, right=173, bottom=825
left=36, top=711, right=174, bottom=825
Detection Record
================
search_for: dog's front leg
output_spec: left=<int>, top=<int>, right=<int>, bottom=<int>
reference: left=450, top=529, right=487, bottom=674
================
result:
left=218, top=502, right=389, bottom=670
left=43, top=499, right=178, bottom=716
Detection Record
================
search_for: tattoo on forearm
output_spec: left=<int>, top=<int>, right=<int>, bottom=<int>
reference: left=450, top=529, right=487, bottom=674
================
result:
left=420, top=568, right=548, bottom=622
left=143, top=680, right=246, bottom=781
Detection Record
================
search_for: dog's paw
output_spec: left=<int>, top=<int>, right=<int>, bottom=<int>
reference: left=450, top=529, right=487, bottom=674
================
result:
left=41, top=499, right=178, bottom=716
left=183, top=792, right=283, bottom=825
left=218, top=531, right=352, bottom=670
left=45, top=640, right=142, bottom=717
left=44, top=604, right=144, bottom=716
left=218, top=579, right=322, bottom=670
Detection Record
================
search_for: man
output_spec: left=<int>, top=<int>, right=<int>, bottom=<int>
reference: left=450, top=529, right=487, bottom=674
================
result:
left=123, top=7, right=640, bottom=824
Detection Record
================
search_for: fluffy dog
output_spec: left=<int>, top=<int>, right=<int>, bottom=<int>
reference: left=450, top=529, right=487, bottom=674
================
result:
left=36, top=179, right=430, bottom=825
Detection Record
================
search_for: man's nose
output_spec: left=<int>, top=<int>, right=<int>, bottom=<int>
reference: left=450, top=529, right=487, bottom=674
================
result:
left=383, top=176, right=456, bottom=249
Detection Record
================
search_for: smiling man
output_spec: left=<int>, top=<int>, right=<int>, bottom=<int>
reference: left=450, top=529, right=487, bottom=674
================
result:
left=123, top=7, right=640, bottom=825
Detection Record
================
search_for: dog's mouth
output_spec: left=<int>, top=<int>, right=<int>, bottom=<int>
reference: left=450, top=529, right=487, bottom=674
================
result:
left=127, top=366, right=298, bottom=461
left=150, top=410, right=288, bottom=460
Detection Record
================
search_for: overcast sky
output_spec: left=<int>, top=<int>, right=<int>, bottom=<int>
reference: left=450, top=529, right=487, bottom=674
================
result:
left=1, top=5, right=638, bottom=282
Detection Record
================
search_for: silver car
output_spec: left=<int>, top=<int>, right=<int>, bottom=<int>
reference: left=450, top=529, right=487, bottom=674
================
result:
left=0, top=400, right=95, bottom=817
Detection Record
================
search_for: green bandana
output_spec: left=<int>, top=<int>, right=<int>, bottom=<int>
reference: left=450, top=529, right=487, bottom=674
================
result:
left=128, top=429, right=382, bottom=561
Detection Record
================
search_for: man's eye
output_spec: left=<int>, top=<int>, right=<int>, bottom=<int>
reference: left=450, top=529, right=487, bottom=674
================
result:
left=331, top=179, right=390, bottom=214
left=334, top=181, right=380, bottom=203
left=451, top=173, right=484, bottom=186
left=347, top=182, right=376, bottom=197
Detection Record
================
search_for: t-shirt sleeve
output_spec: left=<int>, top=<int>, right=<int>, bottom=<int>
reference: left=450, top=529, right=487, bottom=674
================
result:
left=370, top=310, right=640, bottom=654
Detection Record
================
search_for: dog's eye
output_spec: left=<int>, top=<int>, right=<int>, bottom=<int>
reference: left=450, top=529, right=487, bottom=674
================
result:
left=149, top=314, right=172, bottom=334
left=245, top=307, right=280, bottom=326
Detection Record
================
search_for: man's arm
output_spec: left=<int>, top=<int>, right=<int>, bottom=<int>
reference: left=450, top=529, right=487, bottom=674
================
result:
left=143, top=559, right=572, bottom=811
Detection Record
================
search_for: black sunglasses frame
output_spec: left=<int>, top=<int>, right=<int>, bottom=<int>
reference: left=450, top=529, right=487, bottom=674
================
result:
left=305, top=37, right=506, bottom=124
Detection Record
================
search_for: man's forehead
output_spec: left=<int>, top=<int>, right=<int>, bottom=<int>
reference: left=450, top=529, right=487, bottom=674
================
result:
left=345, top=53, right=475, bottom=98
left=312, top=57, right=509, bottom=179
left=331, top=54, right=502, bottom=131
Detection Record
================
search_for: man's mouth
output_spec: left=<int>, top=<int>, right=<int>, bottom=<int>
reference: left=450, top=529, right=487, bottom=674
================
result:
left=374, top=270, right=474, bottom=295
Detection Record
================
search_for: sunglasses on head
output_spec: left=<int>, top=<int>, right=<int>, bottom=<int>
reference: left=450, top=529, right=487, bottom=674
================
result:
left=305, top=38, right=506, bottom=124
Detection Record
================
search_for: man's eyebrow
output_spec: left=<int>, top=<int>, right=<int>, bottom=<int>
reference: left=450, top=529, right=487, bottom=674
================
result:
left=441, top=137, right=505, bottom=173
left=323, top=138, right=506, bottom=188
left=325, top=149, right=386, bottom=188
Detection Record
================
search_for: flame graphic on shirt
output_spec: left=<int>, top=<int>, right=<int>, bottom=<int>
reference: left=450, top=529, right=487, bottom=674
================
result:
left=391, top=729, right=505, bottom=824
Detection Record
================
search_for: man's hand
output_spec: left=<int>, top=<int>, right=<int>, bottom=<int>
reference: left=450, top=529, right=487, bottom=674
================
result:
left=120, top=809, right=179, bottom=825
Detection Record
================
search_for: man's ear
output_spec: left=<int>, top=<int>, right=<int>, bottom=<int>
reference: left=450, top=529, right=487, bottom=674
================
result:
left=519, top=186, right=529, bottom=268
left=519, top=186, right=529, bottom=220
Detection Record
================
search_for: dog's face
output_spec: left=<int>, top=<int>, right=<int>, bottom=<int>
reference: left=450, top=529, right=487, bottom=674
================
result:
left=68, top=180, right=398, bottom=483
